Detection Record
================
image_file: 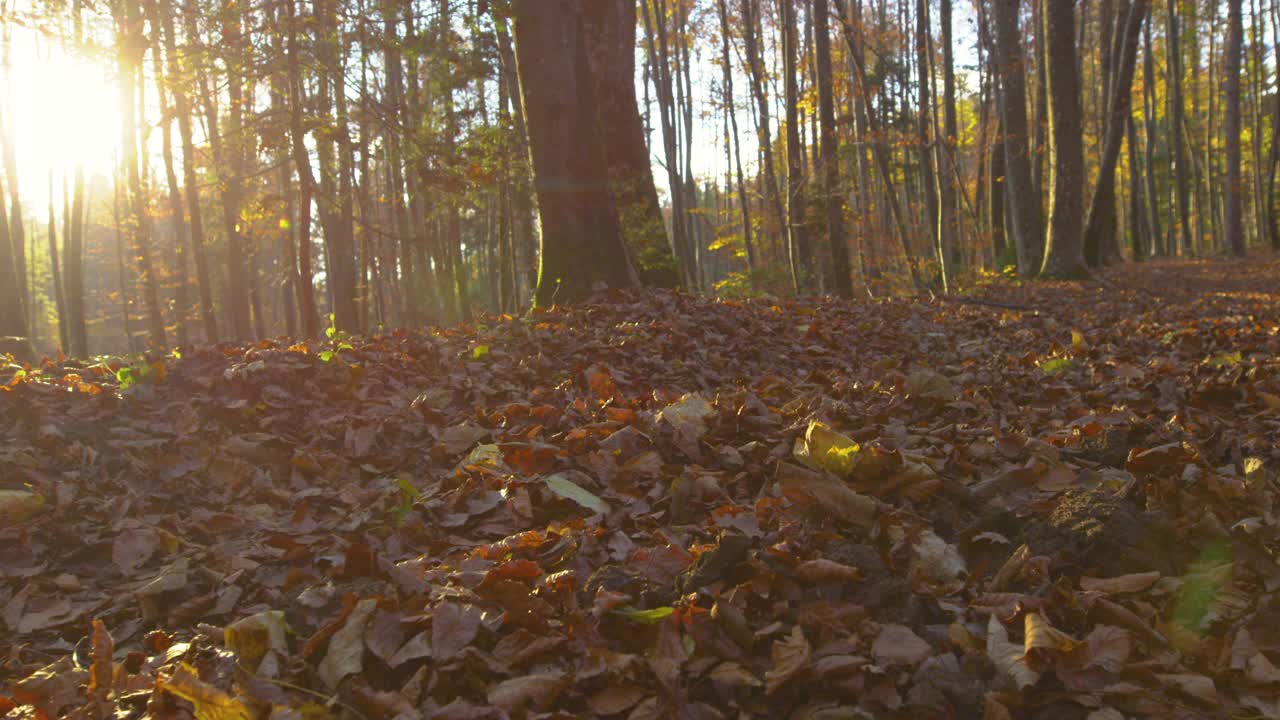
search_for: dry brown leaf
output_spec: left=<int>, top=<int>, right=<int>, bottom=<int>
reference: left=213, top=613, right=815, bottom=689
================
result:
left=765, top=625, right=811, bottom=695
left=1080, top=571, right=1161, bottom=594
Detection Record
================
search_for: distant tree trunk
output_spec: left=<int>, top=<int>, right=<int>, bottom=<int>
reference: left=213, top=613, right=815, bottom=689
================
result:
left=112, top=166, right=137, bottom=353
left=914, top=0, right=938, bottom=277
left=0, top=168, right=23, bottom=339
left=495, top=17, right=538, bottom=306
left=0, top=76, right=28, bottom=325
left=285, top=0, right=320, bottom=337
left=936, top=0, right=957, bottom=290
left=992, top=0, right=1044, bottom=275
left=160, top=0, right=217, bottom=343
left=512, top=0, right=640, bottom=306
left=813, top=0, right=851, bottom=297
left=716, top=0, right=757, bottom=277
left=781, top=0, right=812, bottom=293
left=1166, top=0, right=1192, bottom=253
left=148, top=0, right=190, bottom=346
left=831, top=0, right=924, bottom=288
left=1039, top=0, right=1088, bottom=278
left=741, top=0, right=787, bottom=260
left=1225, top=0, right=1246, bottom=256
left=116, top=0, right=166, bottom=349
left=64, top=167, right=87, bottom=356
left=1268, top=0, right=1280, bottom=250
left=1083, top=0, right=1148, bottom=266
left=1141, top=17, right=1162, bottom=256
left=642, top=0, right=692, bottom=287
left=1126, top=114, right=1146, bottom=258
left=46, top=173, right=67, bottom=351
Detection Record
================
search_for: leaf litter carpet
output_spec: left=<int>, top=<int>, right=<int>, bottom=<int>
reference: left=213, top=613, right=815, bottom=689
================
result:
left=2, top=258, right=1279, bottom=719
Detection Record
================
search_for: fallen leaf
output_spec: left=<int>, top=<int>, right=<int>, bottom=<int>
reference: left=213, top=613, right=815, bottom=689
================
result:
left=765, top=625, right=811, bottom=694
left=161, top=663, right=253, bottom=720
left=544, top=472, right=610, bottom=514
left=316, top=598, right=376, bottom=689
left=486, top=673, right=566, bottom=713
left=795, top=558, right=862, bottom=584
left=872, top=623, right=933, bottom=665
left=1080, top=571, right=1161, bottom=594
left=432, top=601, right=482, bottom=661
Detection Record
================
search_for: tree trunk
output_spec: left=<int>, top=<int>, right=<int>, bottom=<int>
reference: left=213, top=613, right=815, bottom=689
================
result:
left=1225, top=0, right=1246, bottom=255
left=1166, top=0, right=1192, bottom=253
left=813, top=0, right=851, bottom=297
left=512, top=0, right=640, bottom=306
left=1141, top=17, right=1162, bottom=256
left=159, top=0, right=217, bottom=343
left=46, top=173, right=67, bottom=351
left=741, top=0, right=787, bottom=260
left=992, top=0, right=1044, bottom=275
left=1039, top=0, right=1088, bottom=278
left=936, top=0, right=957, bottom=290
left=781, top=0, right=811, bottom=293
left=1083, top=0, right=1148, bottom=266
left=116, top=0, right=167, bottom=349
left=716, top=0, right=757, bottom=277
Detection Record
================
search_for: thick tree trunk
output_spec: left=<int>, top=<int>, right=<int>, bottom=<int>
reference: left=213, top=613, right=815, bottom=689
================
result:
left=813, top=0, right=851, bottom=297
left=512, top=0, right=639, bottom=306
left=1039, top=0, right=1088, bottom=278
left=1225, top=0, right=1246, bottom=256
left=992, top=0, right=1044, bottom=275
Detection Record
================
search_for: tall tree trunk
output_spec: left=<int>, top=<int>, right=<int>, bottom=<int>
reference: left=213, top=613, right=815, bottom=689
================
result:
left=936, top=0, right=957, bottom=289
left=1039, top=0, right=1088, bottom=277
left=781, top=0, right=811, bottom=293
left=914, top=0, right=938, bottom=279
left=0, top=161, right=23, bottom=338
left=1166, top=0, right=1192, bottom=253
left=813, top=0, right=851, bottom=297
left=160, top=0, right=217, bottom=343
left=512, top=0, right=640, bottom=306
left=148, top=0, right=190, bottom=346
left=581, top=0, right=670, bottom=274
left=741, top=0, right=787, bottom=260
left=285, top=0, right=320, bottom=337
left=716, top=0, right=757, bottom=277
left=992, top=0, right=1044, bottom=274
left=642, top=0, right=692, bottom=287
left=1141, top=17, right=1163, bottom=256
left=116, top=0, right=166, bottom=349
left=1225, top=0, right=1246, bottom=255
left=46, top=173, right=67, bottom=351
left=1083, top=0, right=1148, bottom=266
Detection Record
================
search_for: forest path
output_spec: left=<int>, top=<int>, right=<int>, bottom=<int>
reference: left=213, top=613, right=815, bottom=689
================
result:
left=1, top=256, right=1278, bottom=718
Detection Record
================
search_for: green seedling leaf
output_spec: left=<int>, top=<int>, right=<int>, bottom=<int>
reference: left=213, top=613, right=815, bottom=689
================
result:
left=1039, top=357, right=1073, bottom=375
left=1208, top=351, right=1242, bottom=368
left=612, top=606, right=674, bottom=624
left=544, top=472, right=610, bottom=514
left=472, top=345, right=491, bottom=360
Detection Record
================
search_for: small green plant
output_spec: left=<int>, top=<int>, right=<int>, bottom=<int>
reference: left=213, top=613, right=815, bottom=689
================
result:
left=392, top=477, right=421, bottom=526
left=320, top=313, right=354, bottom=362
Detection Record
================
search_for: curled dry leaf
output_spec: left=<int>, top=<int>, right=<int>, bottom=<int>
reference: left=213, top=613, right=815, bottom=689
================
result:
left=765, top=625, right=811, bottom=695
left=1080, top=571, right=1161, bottom=594
left=795, top=558, right=861, bottom=584
left=987, top=615, right=1040, bottom=691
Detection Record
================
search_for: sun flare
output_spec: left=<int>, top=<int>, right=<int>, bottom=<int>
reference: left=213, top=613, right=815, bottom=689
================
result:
left=6, top=28, right=120, bottom=202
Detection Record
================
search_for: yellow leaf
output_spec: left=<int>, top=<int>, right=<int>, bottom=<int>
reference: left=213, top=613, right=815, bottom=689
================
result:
left=161, top=664, right=252, bottom=720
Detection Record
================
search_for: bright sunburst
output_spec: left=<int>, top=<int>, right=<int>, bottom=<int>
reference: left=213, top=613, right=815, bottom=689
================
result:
left=6, top=27, right=120, bottom=206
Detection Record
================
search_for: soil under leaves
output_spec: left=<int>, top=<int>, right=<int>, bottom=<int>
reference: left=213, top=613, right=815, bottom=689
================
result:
left=1, top=257, right=1279, bottom=720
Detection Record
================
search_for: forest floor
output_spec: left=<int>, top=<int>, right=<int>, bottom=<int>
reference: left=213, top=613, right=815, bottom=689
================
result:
left=1, top=257, right=1279, bottom=720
